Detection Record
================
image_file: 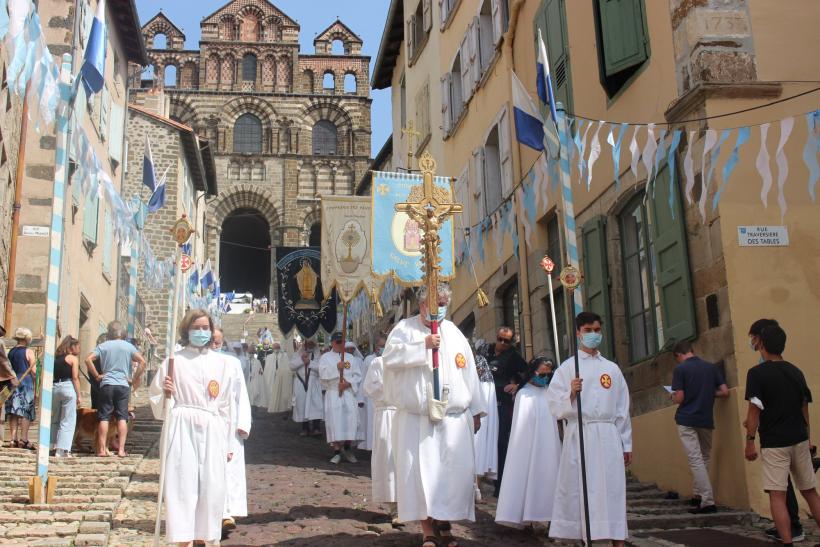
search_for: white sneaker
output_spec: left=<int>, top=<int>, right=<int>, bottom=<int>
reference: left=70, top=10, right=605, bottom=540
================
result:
left=330, top=453, right=342, bottom=464
left=344, top=450, right=358, bottom=463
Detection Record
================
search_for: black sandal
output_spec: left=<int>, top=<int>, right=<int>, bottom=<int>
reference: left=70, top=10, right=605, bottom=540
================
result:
left=433, top=521, right=458, bottom=547
left=21, top=440, right=35, bottom=451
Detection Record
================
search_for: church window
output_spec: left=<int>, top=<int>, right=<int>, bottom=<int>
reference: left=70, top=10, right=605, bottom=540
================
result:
left=312, top=120, right=337, bottom=156
left=242, top=54, right=257, bottom=82
left=344, top=73, right=357, bottom=93
left=234, top=113, right=262, bottom=154
left=323, top=71, right=335, bottom=91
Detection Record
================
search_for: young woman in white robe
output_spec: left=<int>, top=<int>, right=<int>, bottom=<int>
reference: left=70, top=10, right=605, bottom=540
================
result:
left=267, top=348, right=293, bottom=414
left=473, top=351, right=499, bottom=487
left=318, top=336, right=363, bottom=463
left=150, top=310, right=237, bottom=545
left=496, top=357, right=561, bottom=528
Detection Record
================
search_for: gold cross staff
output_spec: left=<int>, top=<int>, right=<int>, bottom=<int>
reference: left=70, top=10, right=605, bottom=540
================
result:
left=401, top=121, right=421, bottom=171
left=395, top=151, right=462, bottom=319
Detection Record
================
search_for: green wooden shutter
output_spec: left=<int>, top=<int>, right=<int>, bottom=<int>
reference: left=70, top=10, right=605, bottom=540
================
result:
left=82, top=185, right=100, bottom=245
left=533, top=0, right=572, bottom=113
left=597, top=0, right=649, bottom=76
left=647, top=165, right=696, bottom=344
left=102, top=209, right=112, bottom=275
left=581, top=216, right=613, bottom=357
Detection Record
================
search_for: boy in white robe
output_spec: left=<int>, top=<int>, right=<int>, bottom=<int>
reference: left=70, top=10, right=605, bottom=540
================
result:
left=211, top=330, right=252, bottom=534
left=150, top=310, right=237, bottom=545
left=290, top=342, right=323, bottom=435
left=546, top=312, right=632, bottom=546
left=382, top=283, right=486, bottom=546
left=496, top=356, right=561, bottom=528
left=318, top=332, right=362, bottom=464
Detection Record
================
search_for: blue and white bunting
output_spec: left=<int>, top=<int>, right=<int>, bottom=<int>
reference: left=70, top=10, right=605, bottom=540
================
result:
left=713, top=126, right=751, bottom=210
left=803, top=111, right=820, bottom=202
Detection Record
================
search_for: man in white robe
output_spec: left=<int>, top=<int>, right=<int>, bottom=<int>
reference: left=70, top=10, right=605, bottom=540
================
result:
left=362, top=355, right=398, bottom=522
left=318, top=332, right=362, bottom=464
left=290, top=341, right=323, bottom=435
left=382, top=283, right=486, bottom=543
left=546, top=311, right=632, bottom=546
left=149, top=318, right=237, bottom=545
left=212, top=330, right=252, bottom=534
left=358, top=336, right=386, bottom=450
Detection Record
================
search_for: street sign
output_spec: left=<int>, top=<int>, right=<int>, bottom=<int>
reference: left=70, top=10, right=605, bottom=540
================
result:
left=738, top=226, right=789, bottom=247
left=180, top=254, right=192, bottom=272
left=22, top=226, right=49, bottom=237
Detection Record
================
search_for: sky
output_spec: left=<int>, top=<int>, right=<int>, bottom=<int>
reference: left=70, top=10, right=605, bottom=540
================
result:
left=135, top=0, right=393, bottom=153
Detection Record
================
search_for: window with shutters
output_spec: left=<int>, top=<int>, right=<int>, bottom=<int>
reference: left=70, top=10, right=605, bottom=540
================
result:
left=592, top=0, right=650, bottom=98
left=533, top=0, right=572, bottom=114
left=102, top=209, right=113, bottom=278
left=233, top=113, right=263, bottom=153
left=407, top=0, right=431, bottom=64
left=477, top=0, right=495, bottom=75
left=399, top=75, right=407, bottom=129
left=582, top=216, right=614, bottom=357
left=242, top=54, right=257, bottom=82
left=312, top=120, right=338, bottom=156
left=415, top=80, right=431, bottom=148
left=482, top=125, right=502, bottom=216
left=454, top=164, right=470, bottom=265
left=449, top=51, right=464, bottom=129
left=439, top=0, right=461, bottom=30
left=99, top=86, right=110, bottom=141
left=619, top=165, right=695, bottom=363
left=82, top=183, right=100, bottom=248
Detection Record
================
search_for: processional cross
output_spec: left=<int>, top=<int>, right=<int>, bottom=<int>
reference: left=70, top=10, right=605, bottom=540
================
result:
left=395, top=151, right=462, bottom=398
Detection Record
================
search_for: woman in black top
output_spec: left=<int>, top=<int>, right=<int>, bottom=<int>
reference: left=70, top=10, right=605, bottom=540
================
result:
left=52, top=336, right=82, bottom=457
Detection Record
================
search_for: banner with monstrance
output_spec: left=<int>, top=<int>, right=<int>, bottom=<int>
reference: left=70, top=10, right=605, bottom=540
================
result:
left=320, top=196, right=376, bottom=302
left=275, top=247, right=337, bottom=338
left=371, top=171, right=456, bottom=285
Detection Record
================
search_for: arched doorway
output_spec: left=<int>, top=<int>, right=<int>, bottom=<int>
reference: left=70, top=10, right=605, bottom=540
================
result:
left=219, top=208, right=271, bottom=298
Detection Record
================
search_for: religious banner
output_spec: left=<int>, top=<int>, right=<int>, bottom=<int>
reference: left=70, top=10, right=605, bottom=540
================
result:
left=372, top=171, right=456, bottom=285
left=320, top=196, right=372, bottom=303
left=275, top=247, right=337, bottom=338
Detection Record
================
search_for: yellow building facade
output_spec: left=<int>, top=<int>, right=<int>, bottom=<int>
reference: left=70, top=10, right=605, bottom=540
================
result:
left=374, top=0, right=820, bottom=515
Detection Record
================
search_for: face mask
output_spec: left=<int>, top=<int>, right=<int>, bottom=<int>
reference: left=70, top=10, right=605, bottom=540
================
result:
left=189, top=329, right=212, bottom=348
left=375, top=348, right=383, bottom=357
left=531, top=375, right=549, bottom=387
left=580, top=332, right=603, bottom=349
left=427, top=306, right=448, bottom=322
left=748, top=338, right=757, bottom=351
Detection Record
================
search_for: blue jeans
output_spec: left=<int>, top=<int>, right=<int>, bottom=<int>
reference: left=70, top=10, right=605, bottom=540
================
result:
left=51, top=381, right=77, bottom=451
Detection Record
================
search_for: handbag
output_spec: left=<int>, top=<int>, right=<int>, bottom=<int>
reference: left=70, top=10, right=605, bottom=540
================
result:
left=427, top=382, right=449, bottom=423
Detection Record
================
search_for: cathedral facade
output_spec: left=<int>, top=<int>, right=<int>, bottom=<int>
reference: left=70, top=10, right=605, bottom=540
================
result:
left=132, top=0, right=371, bottom=292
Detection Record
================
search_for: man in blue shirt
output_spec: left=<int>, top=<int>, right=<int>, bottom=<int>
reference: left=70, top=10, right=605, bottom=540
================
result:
left=85, top=322, right=145, bottom=457
left=670, top=340, right=729, bottom=514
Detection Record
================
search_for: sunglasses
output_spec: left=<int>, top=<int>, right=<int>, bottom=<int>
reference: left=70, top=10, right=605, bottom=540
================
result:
left=497, top=337, right=513, bottom=344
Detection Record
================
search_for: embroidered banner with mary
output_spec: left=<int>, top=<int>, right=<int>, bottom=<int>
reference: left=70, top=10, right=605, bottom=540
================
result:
left=371, top=171, right=456, bottom=285
left=275, top=247, right=337, bottom=338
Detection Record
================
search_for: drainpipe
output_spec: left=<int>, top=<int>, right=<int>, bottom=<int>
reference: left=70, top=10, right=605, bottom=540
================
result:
left=4, top=83, right=31, bottom=328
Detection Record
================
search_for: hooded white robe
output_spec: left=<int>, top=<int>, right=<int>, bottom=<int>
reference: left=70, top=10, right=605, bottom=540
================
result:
left=362, top=356, right=396, bottom=503
left=224, top=354, right=252, bottom=519
left=546, top=351, right=632, bottom=542
left=290, top=350, right=323, bottom=422
left=495, top=382, right=561, bottom=527
left=357, top=353, right=377, bottom=450
left=474, top=377, right=499, bottom=479
left=248, top=355, right=267, bottom=407
left=318, top=350, right=363, bottom=442
left=382, top=316, right=486, bottom=523
left=267, top=350, right=293, bottom=413
left=149, top=348, right=236, bottom=544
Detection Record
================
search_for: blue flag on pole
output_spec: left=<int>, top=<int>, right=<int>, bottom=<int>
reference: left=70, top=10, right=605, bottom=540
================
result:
left=143, top=135, right=157, bottom=192
left=371, top=171, right=455, bottom=284
left=536, top=28, right=559, bottom=125
left=188, top=267, right=199, bottom=293
left=147, top=166, right=169, bottom=213
left=200, top=259, right=214, bottom=290
left=80, top=0, right=107, bottom=96
left=512, top=71, right=545, bottom=151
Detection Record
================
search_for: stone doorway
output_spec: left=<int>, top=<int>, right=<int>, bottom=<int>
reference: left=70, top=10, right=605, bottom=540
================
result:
left=219, top=208, right=271, bottom=299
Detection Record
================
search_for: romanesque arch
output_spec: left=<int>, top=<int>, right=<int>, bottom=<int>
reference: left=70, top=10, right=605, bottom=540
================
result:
left=221, top=96, right=277, bottom=153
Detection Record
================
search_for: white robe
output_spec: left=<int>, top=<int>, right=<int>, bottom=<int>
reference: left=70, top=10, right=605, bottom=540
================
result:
left=248, top=356, right=267, bottom=407
left=474, top=380, right=499, bottom=479
left=149, top=348, right=236, bottom=543
left=267, top=350, right=293, bottom=413
left=546, top=351, right=632, bottom=542
left=262, top=352, right=278, bottom=409
left=357, top=354, right=376, bottom=450
left=224, top=354, right=252, bottom=519
left=362, top=357, right=397, bottom=503
left=496, top=383, right=561, bottom=527
left=318, top=351, right=363, bottom=443
left=239, top=354, right=251, bottom=385
left=382, top=316, right=486, bottom=523
left=290, top=351, right=323, bottom=422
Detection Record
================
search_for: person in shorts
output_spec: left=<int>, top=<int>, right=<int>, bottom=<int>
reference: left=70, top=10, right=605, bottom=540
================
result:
left=744, top=325, right=820, bottom=547
left=85, top=322, right=146, bottom=457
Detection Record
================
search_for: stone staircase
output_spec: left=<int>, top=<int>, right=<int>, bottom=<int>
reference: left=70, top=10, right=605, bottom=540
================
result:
left=0, top=394, right=160, bottom=546
left=220, top=312, right=283, bottom=346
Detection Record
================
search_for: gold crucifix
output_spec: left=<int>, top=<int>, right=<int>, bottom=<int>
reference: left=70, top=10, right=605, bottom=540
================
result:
left=401, top=121, right=422, bottom=171
left=395, top=151, right=463, bottom=318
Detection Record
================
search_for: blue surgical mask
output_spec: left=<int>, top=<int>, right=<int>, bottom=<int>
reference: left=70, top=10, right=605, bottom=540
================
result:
left=375, top=348, right=383, bottom=357
left=580, top=332, right=603, bottom=349
left=531, top=375, right=549, bottom=387
left=189, top=329, right=212, bottom=348
left=749, top=338, right=757, bottom=351
left=427, top=306, right=448, bottom=322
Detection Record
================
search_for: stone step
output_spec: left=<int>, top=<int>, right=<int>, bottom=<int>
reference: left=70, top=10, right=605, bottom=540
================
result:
left=3, top=523, right=80, bottom=538
left=629, top=510, right=755, bottom=531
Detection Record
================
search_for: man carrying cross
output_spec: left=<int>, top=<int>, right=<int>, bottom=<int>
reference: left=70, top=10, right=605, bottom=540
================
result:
left=382, top=282, right=486, bottom=547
